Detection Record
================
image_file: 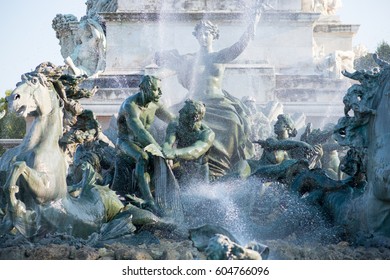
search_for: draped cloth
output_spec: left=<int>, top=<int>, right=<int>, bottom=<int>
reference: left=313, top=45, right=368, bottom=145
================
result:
left=156, top=50, right=255, bottom=179
left=200, top=91, right=254, bottom=179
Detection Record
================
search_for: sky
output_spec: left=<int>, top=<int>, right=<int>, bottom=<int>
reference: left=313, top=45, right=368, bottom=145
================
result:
left=0, top=0, right=389, bottom=97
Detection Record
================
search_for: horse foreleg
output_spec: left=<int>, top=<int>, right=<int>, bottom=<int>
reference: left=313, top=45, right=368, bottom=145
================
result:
left=8, top=185, right=27, bottom=216
left=4, top=161, right=51, bottom=205
left=4, top=161, right=25, bottom=191
left=0, top=178, right=30, bottom=235
left=2, top=184, right=39, bottom=237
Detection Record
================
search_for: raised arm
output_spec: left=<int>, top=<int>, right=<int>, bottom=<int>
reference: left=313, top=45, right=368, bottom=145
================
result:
left=214, top=5, right=263, bottom=63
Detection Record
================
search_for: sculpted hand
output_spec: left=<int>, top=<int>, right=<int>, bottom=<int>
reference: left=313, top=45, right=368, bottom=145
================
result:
left=302, top=142, right=316, bottom=156
left=301, top=123, right=312, bottom=141
left=313, top=144, right=324, bottom=158
left=247, top=0, right=265, bottom=39
left=254, top=5, right=262, bottom=22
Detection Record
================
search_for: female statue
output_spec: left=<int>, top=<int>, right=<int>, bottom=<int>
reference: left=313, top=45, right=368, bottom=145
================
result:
left=155, top=6, right=263, bottom=180
left=65, top=18, right=106, bottom=77
left=251, top=114, right=319, bottom=184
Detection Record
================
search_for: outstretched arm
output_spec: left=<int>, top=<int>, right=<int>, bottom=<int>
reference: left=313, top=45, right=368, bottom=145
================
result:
left=342, top=69, right=364, bottom=81
left=173, top=129, right=215, bottom=161
left=214, top=5, right=263, bottom=63
left=257, top=137, right=313, bottom=152
left=156, top=103, right=175, bottom=124
left=154, top=49, right=182, bottom=72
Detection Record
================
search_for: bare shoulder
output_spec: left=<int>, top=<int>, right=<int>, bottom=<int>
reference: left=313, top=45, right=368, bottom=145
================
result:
left=201, top=122, right=213, bottom=133
left=200, top=123, right=215, bottom=139
left=120, top=94, right=140, bottom=117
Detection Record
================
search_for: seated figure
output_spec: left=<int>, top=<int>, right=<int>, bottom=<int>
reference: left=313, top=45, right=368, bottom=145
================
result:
left=162, top=99, right=215, bottom=186
left=111, top=75, right=174, bottom=214
left=291, top=148, right=366, bottom=226
left=251, top=114, right=318, bottom=184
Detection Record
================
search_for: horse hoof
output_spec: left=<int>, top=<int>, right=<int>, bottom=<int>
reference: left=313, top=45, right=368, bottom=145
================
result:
left=9, top=185, right=20, bottom=194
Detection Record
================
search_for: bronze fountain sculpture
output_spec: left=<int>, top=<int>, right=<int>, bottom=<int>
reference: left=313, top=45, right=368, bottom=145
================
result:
left=2, top=1, right=390, bottom=261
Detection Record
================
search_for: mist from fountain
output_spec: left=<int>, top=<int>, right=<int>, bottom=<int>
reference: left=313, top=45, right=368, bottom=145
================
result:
left=3, top=0, right=390, bottom=262
left=178, top=175, right=341, bottom=250
left=141, top=1, right=342, bottom=249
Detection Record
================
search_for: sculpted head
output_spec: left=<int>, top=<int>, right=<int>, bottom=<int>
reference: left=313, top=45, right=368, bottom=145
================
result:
left=242, top=95, right=257, bottom=114
left=139, top=75, right=162, bottom=103
left=8, top=72, right=53, bottom=118
left=179, top=99, right=206, bottom=130
left=74, top=18, right=106, bottom=52
left=274, top=114, right=297, bottom=139
left=193, top=20, right=219, bottom=47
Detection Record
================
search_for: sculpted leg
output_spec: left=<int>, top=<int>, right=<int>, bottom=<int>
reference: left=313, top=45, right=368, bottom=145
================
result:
left=135, top=159, right=160, bottom=214
left=115, top=140, right=160, bottom=213
left=8, top=185, right=27, bottom=216
left=4, top=162, right=26, bottom=192
left=4, top=161, right=51, bottom=204
left=1, top=177, right=39, bottom=237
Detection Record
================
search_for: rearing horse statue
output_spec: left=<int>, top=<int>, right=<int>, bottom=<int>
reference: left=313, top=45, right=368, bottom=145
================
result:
left=4, top=73, right=67, bottom=204
left=0, top=71, right=135, bottom=238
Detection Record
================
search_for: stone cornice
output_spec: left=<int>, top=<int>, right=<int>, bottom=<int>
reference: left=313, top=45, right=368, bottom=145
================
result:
left=262, top=11, right=320, bottom=22
left=314, top=24, right=360, bottom=34
left=101, top=11, right=243, bottom=22
left=101, top=11, right=321, bottom=23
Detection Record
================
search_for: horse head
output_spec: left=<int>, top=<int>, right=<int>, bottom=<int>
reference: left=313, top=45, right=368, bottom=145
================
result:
left=7, top=72, right=57, bottom=118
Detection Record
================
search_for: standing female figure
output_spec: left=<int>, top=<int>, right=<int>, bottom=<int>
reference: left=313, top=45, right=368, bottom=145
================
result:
left=155, top=6, right=263, bottom=179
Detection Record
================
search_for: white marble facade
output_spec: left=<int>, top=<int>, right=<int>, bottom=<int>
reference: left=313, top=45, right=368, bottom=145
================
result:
left=71, top=0, right=359, bottom=127
left=103, top=0, right=356, bottom=74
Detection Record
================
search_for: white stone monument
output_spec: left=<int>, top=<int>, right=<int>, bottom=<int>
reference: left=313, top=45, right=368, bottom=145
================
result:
left=55, top=0, right=359, bottom=128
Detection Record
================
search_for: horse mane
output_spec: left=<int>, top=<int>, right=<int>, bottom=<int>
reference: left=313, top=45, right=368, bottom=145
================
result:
left=22, top=68, right=63, bottom=109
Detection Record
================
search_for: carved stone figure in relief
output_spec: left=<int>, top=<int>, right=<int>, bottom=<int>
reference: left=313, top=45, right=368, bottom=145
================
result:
left=64, top=18, right=106, bottom=77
